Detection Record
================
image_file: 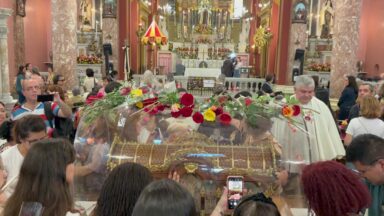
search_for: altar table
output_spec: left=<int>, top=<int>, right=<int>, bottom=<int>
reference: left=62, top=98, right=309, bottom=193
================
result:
left=184, top=68, right=221, bottom=78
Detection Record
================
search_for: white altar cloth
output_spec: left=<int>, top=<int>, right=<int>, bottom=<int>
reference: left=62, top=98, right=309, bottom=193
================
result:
left=184, top=68, right=221, bottom=78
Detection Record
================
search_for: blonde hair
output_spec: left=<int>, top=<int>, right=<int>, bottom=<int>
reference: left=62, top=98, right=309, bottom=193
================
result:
left=360, top=96, right=381, bottom=118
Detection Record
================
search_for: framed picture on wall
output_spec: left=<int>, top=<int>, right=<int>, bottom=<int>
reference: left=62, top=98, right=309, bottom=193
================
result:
left=16, top=0, right=26, bottom=17
left=292, top=0, right=308, bottom=23
left=102, top=0, right=117, bottom=18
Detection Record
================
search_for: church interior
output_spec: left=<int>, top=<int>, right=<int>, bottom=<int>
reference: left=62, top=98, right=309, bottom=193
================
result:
left=0, top=0, right=384, bottom=215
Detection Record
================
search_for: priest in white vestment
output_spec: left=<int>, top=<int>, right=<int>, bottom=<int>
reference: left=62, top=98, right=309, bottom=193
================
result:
left=272, top=75, right=345, bottom=173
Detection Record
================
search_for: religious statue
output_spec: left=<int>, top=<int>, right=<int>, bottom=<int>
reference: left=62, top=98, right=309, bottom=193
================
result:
left=16, top=0, right=26, bottom=17
left=198, top=0, right=212, bottom=26
left=320, top=0, right=334, bottom=39
left=80, top=0, right=92, bottom=28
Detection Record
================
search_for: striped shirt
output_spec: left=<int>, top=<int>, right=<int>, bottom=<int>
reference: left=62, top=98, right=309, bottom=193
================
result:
left=11, top=102, right=60, bottom=136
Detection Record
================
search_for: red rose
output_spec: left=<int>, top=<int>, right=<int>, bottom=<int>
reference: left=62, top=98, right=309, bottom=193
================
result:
left=244, top=98, right=252, bottom=106
left=292, top=105, right=301, bottom=116
left=157, top=104, right=165, bottom=111
left=140, top=86, right=150, bottom=94
left=219, top=113, right=232, bottom=126
left=143, top=97, right=158, bottom=107
left=149, top=107, right=159, bottom=115
left=180, top=107, right=193, bottom=117
left=143, top=107, right=150, bottom=112
left=180, top=93, right=194, bottom=107
left=171, top=111, right=181, bottom=118
left=120, top=87, right=131, bottom=96
left=192, top=112, right=204, bottom=124
left=215, top=107, right=223, bottom=115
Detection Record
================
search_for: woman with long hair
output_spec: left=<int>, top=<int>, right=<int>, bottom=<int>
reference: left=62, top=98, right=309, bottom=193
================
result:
left=92, top=162, right=153, bottom=216
left=344, top=95, right=384, bottom=145
left=15, top=64, right=26, bottom=104
left=3, top=138, right=78, bottom=216
left=338, top=75, right=358, bottom=120
left=301, top=161, right=371, bottom=216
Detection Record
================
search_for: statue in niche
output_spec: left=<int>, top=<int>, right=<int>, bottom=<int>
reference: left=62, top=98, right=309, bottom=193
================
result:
left=320, top=0, right=334, bottom=39
left=80, top=0, right=93, bottom=29
left=198, top=0, right=212, bottom=26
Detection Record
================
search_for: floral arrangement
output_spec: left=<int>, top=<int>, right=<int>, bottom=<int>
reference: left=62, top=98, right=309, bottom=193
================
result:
left=307, top=63, right=331, bottom=72
left=196, top=37, right=212, bottom=44
left=175, top=47, right=198, bottom=59
left=82, top=83, right=305, bottom=130
left=77, top=55, right=103, bottom=64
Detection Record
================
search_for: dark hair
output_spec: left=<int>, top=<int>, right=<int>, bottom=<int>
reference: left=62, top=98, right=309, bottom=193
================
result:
left=346, top=76, right=358, bottom=94
left=25, top=63, right=31, bottom=69
left=105, top=81, right=122, bottom=94
left=132, top=179, right=196, bottom=216
left=3, top=139, right=76, bottom=216
left=53, top=74, right=64, bottom=85
left=311, top=75, right=320, bottom=89
left=302, top=161, right=371, bottom=216
left=47, top=84, right=65, bottom=100
left=110, top=70, right=118, bottom=78
left=234, top=91, right=252, bottom=99
left=233, top=193, right=281, bottom=216
left=265, top=74, right=274, bottom=82
left=13, top=115, right=46, bottom=143
left=93, top=162, right=153, bottom=216
left=86, top=68, right=95, bottom=77
left=346, top=134, right=384, bottom=165
left=17, top=65, right=25, bottom=76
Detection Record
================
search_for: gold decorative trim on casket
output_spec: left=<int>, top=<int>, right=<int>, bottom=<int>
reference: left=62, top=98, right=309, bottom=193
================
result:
left=107, top=135, right=279, bottom=179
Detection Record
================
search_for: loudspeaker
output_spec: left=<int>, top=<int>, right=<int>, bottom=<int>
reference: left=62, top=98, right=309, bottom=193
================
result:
left=103, top=43, right=112, bottom=55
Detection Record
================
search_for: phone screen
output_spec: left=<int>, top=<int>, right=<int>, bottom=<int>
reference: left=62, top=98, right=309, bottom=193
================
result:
left=227, top=176, right=244, bottom=209
left=37, top=94, right=54, bottom=102
left=18, top=202, right=44, bottom=216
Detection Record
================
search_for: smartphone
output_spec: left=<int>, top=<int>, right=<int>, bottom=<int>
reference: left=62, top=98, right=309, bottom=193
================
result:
left=227, top=176, right=244, bottom=209
left=37, top=94, right=54, bottom=102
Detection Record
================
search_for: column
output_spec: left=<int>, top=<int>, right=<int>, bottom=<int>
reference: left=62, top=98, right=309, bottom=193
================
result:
left=0, top=8, right=13, bottom=103
left=329, top=0, right=363, bottom=97
left=51, top=0, right=77, bottom=89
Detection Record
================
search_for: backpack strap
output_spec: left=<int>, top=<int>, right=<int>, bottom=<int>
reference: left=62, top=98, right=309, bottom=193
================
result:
left=43, top=102, right=54, bottom=128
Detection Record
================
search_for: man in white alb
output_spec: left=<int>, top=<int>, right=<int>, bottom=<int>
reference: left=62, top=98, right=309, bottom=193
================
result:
left=272, top=75, right=345, bottom=173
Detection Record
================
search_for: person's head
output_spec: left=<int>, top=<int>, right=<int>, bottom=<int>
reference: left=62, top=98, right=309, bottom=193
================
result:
left=105, top=81, right=122, bottom=94
left=47, top=65, right=53, bottom=74
left=233, top=193, right=281, bottom=216
left=345, top=75, right=358, bottom=91
left=17, top=64, right=25, bottom=75
left=110, top=70, right=118, bottom=79
left=94, top=162, right=153, bottom=216
left=53, top=74, right=65, bottom=85
left=47, top=84, right=65, bottom=100
left=294, top=75, right=315, bottom=104
left=22, top=78, right=42, bottom=103
left=13, top=115, right=46, bottom=152
left=359, top=95, right=381, bottom=119
left=25, top=63, right=32, bottom=71
left=358, top=82, right=374, bottom=98
left=0, top=101, right=6, bottom=125
left=31, top=67, right=40, bottom=75
left=346, top=134, right=384, bottom=185
left=265, top=74, right=274, bottom=83
left=72, top=87, right=81, bottom=97
left=4, top=138, right=76, bottom=216
left=302, top=161, right=371, bottom=216
left=86, top=68, right=95, bottom=77
left=132, top=179, right=196, bottom=216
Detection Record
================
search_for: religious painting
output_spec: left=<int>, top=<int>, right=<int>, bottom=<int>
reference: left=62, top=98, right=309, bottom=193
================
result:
left=102, top=0, right=117, bottom=18
left=16, top=0, right=26, bottom=17
left=292, top=0, right=308, bottom=23
left=79, top=0, right=95, bottom=30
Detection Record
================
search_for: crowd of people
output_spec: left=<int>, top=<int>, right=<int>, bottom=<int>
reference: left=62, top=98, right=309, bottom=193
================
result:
left=2, top=61, right=384, bottom=216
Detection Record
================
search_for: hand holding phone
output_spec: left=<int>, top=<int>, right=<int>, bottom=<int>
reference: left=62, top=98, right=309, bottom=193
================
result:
left=227, top=176, right=244, bottom=209
left=37, top=94, right=54, bottom=102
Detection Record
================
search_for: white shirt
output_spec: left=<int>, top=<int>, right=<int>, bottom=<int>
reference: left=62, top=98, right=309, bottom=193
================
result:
left=346, top=117, right=384, bottom=138
left=83, top=77, right=98, bottom=93
left=1, top=145, right=24, bottom=198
